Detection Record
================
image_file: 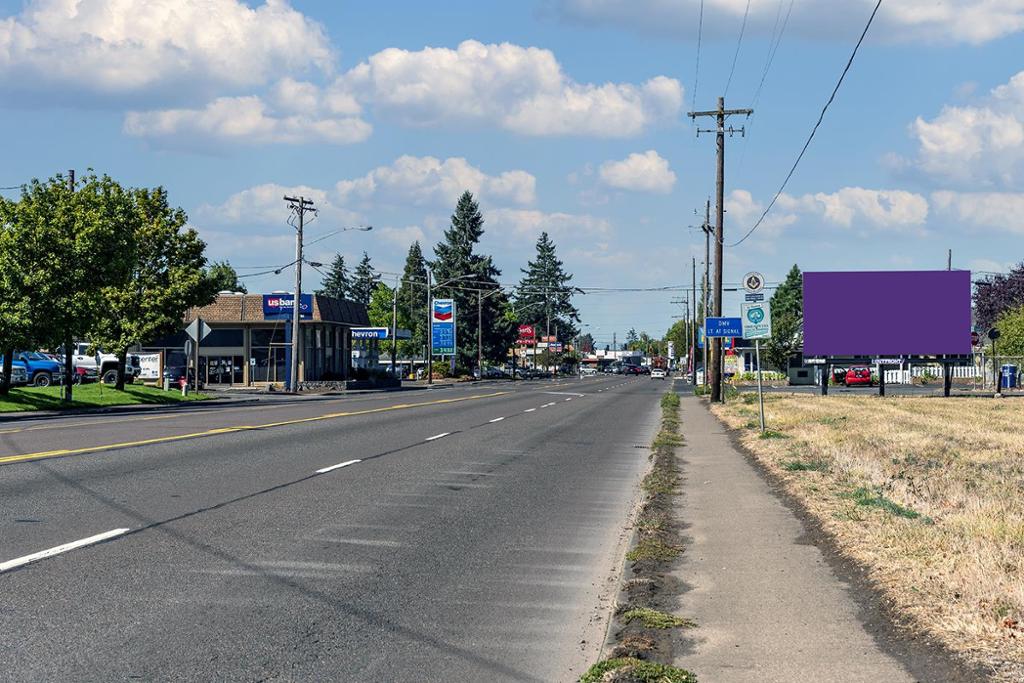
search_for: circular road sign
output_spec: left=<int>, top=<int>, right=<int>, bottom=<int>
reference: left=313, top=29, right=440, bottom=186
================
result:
left=988, top=327, right=1001, bottom=341
left=743, top=271, right=765, bottom=294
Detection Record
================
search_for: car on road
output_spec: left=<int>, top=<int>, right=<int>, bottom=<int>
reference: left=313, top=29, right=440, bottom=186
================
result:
left=623, top=365, right=642, bottom=376
left=580, top=366, right=598, bottom=376
left=844, top=366, right=874, bottom=387
left=651, top=368, right=667, bottom=379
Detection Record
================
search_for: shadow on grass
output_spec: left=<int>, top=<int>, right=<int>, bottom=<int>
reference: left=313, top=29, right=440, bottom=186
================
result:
left=0, top=384, right=208, bottom=413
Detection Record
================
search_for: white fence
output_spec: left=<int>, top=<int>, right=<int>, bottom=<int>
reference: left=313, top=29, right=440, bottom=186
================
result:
left=880, top=355, right=1023, bottom=387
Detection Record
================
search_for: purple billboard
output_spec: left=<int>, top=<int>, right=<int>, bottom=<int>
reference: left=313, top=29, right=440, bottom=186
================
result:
left=803, top=271, right=972, bottom=357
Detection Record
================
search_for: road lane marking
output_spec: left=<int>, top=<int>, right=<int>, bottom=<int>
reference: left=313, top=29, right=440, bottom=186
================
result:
left=524, top=408, right=536, bottom=413
left=0, top=528, right=129, bottom=573
left=541, top=402, right=556, bottom=407
left=425, top=432, right=451, bottom=442
left=489, top=417, right=505, bottom=423
left=564, top=398, right=572, bottom=401
left=0, top=391, right=509, bottom=466
left=315, top=459, right=361, bottom=474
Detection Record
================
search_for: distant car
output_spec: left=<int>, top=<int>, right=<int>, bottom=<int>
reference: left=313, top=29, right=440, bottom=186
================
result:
left=0, top=351, right=62, bottom=387
left=638, top=366, right=651, bottom=375
left=651, top=368, right=667, bottom=379
left=580, top=366, right=598, bottom=376
left=474, top=366, right=504, bottom=380
left=845, top=366, right=874, bottom=387
left=623, top=365, right=642, bottom=376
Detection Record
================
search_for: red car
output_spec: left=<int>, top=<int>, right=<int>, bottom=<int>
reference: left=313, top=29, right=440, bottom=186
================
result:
left=844, top=366, right=874, bottom=387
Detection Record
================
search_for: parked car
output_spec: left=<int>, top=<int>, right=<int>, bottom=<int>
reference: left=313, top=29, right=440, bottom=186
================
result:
left=844, top=366, right=874, bottom=387
left=832, top=367, right=849, bottom=385
left=473, top=366, right=505, bottom=380
left=651, top=368, right=667, bottom=379
left=623, top=365, right=642, bottom=375
left=68, top=342, right=142, bottom=384
left=4, top=364, right=28, bottom=386
left=0, top=351, right=62, bottom=387
left=580, top=366, right=598, bottom=376
left=162, top=365, right=195, bottom=388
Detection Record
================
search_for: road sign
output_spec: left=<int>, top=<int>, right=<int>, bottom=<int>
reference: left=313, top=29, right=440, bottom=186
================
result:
left=744, top=292, right=765, bottom=302
left=743, top=272, right=765, bottom=294
left=185, top=318, right=211, bottom=343
left=550, top=342, right=563, bottom=352
left=351, top=327, right=390, bottom=340
left=705, top=317, right=742, bottom=338
left=517, top=324, right=535, bottom=339
left=741, top=302, right=772, bottom=339
left=988, top=327, right=1001, bottom=341
left=431, top=299, right=456, bottom=355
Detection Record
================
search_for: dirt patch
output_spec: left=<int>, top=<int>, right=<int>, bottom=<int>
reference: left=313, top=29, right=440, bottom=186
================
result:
left=713, top=393, right=1016, bottom=681
left=581, top=391, right=697, bottom=682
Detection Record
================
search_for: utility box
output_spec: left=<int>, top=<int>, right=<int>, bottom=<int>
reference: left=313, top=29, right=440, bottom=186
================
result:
left=1001, top=364, right=1018, bottom=389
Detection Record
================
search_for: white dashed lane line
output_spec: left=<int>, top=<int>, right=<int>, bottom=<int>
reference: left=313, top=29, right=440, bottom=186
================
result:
left=425, top=432, right=451, bottom=442
left=489, top=417, right=505, bottom=423
left=0, top=528, right=130, bottom=573
left=315, top=459, right=361, bottom=474
left=524, top=408, right=536, bottom=413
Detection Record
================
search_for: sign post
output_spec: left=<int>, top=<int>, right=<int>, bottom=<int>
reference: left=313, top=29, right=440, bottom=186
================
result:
left=185, top=317, right=211, bottom=391
left=741, top=300, right=772, bottom=433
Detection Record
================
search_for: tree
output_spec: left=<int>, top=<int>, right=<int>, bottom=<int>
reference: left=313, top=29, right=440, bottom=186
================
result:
left=207, top=260, right=246, bottom=293
left=664, top=320, right=689, bottom=364
left=0, top=196, right=33, bottom=395
left=349, top=251, right=379, bottom=305
left=91, top=187, right=215, bottom=389
left=397, top=242, right=428, bottom=360
left=764, top=264, right=804, bottom=373
left=994, top=304, right=1024, bottom=356
left=625, top=328, right=639, bottom=348
left=515, top=232, right=581, bottom=340
left=974, top=263, right=1024, bottom=332
left=432, top=191, right=511, bottom=370
left=578, top=333, right=595, bottom=354
left=7, top=172, right=136, bottom=401
left=317, top=253, right=350, bottom=300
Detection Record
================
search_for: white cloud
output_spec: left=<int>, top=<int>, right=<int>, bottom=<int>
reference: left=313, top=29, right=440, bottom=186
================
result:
left=336, top=40, right=682, bottom=137
left=0, top=0, right=333, bottom=97
left=487, top=209, right=613, bottom=243
left=932, top=191, right=1024, bottom=234
left=725, top=189, right=798, bottom=239
left=555, top=0, right=1024, bottom=45
left=124, top=95, right=372, bottom=146
left=195, top=183, right=362, bottom=227
left=598, top=151, right=677, bottom=193
left=335, top=156, right=536, bottom=207
left=376, top=225, right=428, bottom=250
left=907, top=71, right=1024, bottom=188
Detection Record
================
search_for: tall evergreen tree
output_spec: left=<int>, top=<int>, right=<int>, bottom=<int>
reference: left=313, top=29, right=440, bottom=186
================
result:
left=397, top=241, right=428, bottom=357
left=765, top=264, right=804, bottom=372
left=317, top=254, right=350, bottom=300
left=431, top=191, right=510, bottom=370
left=349, top=251, right=379, bottom=305
left=207, top=260, right=247, bottom=293
left=515, top=232, right=580, bottom=341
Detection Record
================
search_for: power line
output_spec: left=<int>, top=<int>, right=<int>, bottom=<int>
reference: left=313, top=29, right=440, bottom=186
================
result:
left=751, top=0, right=794, bottom=110
left=723, top=0, right=752, bottom=98
left=729, top=0, right=883, bottom=248
left=691, top=0, right=705, bottom=126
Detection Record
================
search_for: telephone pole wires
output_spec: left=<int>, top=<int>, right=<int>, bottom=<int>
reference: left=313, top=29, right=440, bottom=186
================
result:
left=284, top=195, right=315, bottom=392
left=689, top=97, right=752, bottom=403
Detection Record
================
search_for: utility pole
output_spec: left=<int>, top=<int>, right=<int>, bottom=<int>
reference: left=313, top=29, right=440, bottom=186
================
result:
left=283, top=195, right=314, bottom=392
left=426, top=270, right=433, bottom=384
left=692, top=256, right=698, bottom=384
left=391, top=275, right=399, bottom=376
left=947, top=249, right=952, bottom=271
left=477, top=289, right=482, bottom=377
left=689, top=98, right=752, bottom=402
left=701, top=200, right=711, bottom=387
left=62, top=169, right=76, bottom=402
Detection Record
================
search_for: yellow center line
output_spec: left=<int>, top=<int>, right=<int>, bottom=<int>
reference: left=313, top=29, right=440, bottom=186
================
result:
left=0, top=391, right=509, bottom=466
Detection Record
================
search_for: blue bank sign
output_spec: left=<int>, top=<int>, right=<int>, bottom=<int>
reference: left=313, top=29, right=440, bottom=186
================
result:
left=263, top=294, right=312, bottom=320
left=705, top=317, right=743, bottom=338
left=431, top=298, right=456, bottom=356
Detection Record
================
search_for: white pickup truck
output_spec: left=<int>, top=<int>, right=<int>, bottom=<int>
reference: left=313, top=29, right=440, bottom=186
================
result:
left=71, top=342, right=142, bottom=384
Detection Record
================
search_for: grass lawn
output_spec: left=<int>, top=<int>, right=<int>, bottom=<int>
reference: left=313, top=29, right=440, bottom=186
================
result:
left=0, top=383, right=211, bottom=413
left=713, top=393, right=1024, bottom=681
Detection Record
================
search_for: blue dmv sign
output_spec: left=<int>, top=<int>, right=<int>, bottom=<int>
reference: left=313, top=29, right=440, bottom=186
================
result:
left=351, top=327, right=389, bottom=340
left=705, top=317, right=742, bottom=338
left=431, top=298, right=456, bottom=356
left=263, top=294, right=312, bottom=320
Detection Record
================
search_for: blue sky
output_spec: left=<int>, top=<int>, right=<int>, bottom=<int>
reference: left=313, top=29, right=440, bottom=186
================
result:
left=1, top=0, right=1022, bottom=346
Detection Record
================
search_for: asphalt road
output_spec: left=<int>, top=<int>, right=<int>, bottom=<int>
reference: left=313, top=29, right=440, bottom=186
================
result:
left=1, top=375, right=667, bottom=682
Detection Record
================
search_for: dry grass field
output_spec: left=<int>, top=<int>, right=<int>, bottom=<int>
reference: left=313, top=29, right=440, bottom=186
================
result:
left=712, top=393, right=1024, bottom=681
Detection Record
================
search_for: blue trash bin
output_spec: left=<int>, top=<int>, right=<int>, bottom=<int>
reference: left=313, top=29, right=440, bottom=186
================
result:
left=1001, top=364, right=1018, bottom=389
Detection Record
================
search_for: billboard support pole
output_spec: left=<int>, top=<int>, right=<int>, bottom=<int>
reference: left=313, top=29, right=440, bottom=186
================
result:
left=879, top=366, right=886, bottom=397
left=820, top=362, right=829, bottom=396
left=755, top=340, right=765, bottom=433
left=943, top=363, right=952, bottom=397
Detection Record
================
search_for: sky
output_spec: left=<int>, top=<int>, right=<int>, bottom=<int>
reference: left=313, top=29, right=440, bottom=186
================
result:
left=1, top=0, right=1022, bottom=347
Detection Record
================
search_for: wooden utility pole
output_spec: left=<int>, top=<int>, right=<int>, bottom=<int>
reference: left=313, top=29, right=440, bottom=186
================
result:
left=701, top=199, right=711, bottom=387
left=283, top=195, right=315, bottom=392
left=691, top=256, right=698, bottom=384
left=689, top=97, right=752, bottom=402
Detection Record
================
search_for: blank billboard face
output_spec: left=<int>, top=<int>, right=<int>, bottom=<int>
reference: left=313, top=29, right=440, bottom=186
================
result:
left=803, top=271, right=972, bottom=357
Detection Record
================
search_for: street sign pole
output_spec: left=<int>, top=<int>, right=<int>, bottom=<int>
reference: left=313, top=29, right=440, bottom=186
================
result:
left=755, top=340, right=765, bottom=433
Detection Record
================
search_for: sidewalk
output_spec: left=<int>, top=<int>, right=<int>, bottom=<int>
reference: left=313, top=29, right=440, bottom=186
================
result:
left=671, top=394, right=963, bottom=682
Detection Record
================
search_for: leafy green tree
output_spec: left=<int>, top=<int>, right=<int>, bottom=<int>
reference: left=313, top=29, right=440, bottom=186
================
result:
left=432, top=191, right=510, bottom=370
left=91, top=187, right=215, bottom=389
left=8, top=172, right=139, bottom=400
left=994, top=304, right=1024, bottom=356
left=974, top=263, right=1024, bottom=332
left=764, top=264, right=803, bottom=372
left=317, top=253, right=350, bottom=300
left=515, top=232, right=581, bottom=340
left=349, top=251, right=379, bottom=305
left=365, top=281, right=415, bottom=360
left=207, top=260, right=246, bottom=293
left=0, top=196, right=33, bottom=394
left=578, top=332, right=595, bottom=354
left=625, top=328, right=639, bottom=348
left=397, top=241, right=428, bottom=362
left=664, top=320, right=689, bottom=364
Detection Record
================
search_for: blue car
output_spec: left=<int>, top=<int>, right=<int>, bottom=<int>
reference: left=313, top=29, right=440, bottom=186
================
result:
left=1, top=351, right=62, bottom=387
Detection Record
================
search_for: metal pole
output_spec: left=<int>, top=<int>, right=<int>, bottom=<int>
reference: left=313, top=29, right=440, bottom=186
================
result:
left=756, top=340, right=765, bottom=433
left=427, top=271, right=433, bottom=384
left=391, top=275, right=398, bottom=376
left=692, top=257, right=698, bottom=384
left=477, top=289, right=482, bottom=378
